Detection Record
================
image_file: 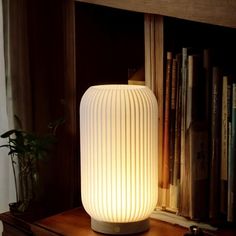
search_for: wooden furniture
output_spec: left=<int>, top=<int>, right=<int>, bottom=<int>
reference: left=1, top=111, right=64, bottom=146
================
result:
left=2, top=0, right=236, bottom=235
left=77, top=0, right=236, bottom=28
left=1, top=208, right=236, bottom=236
left=5, top=0, right=236, bottom=215
left=75, top=0, right=236, bottom=218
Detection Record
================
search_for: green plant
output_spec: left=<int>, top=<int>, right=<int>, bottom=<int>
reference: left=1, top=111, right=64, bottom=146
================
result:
left=0, top=118, right=64, bottom=212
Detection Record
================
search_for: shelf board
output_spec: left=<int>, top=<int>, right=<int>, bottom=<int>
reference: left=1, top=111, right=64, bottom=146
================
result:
left=76, top=0, right=236, bottom=28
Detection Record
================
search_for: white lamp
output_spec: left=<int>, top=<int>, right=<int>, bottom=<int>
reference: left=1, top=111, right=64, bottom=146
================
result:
left=80, top=84, right=158, bottom=235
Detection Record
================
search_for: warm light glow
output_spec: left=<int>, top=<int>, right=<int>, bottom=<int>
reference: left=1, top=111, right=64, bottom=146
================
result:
left=80, top=85, right=158, bottom=233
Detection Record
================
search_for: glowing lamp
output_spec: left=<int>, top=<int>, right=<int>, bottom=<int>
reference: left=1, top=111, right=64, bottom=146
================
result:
left=80, top=84, right=158, bottom=234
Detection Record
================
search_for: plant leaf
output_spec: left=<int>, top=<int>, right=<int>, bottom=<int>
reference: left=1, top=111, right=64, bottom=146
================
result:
left=0, top=129, right=18, bottom=138
left=0, top=144, right=11, bottom=149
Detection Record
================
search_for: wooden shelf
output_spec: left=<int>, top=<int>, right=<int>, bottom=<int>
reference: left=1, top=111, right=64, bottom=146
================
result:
left=75, top=0, right=236, bottom=229
left=2, top=1, right=236, bottom=235
left=77, top=0, right=236, bottom=28
left=1, top=208, right=235, bottom=236
left=27, top=208, right=191, bottom=236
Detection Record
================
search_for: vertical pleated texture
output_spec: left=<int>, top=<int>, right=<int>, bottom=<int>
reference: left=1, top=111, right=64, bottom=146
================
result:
left=80, top=85, right=158, bottom=223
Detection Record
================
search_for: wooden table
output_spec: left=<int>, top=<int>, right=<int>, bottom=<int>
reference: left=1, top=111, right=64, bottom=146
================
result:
left=32, top=208, right=187, bottom=236
left=1, top=207, right=235, bottom=236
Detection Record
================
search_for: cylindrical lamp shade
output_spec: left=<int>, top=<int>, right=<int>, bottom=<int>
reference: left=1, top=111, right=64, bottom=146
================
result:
left=80, top=85, right=158, bottom=234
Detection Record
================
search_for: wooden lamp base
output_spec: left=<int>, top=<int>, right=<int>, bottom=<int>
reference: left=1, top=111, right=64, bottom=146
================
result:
left=91, top=218, right=150, bottom=235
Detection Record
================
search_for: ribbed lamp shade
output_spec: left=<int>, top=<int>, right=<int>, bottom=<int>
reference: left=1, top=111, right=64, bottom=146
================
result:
left=80, top=85, right=158, bottom=234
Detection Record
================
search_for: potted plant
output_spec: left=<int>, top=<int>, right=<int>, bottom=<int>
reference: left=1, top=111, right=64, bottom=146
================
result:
left=0, top=118, right=64, bottom=214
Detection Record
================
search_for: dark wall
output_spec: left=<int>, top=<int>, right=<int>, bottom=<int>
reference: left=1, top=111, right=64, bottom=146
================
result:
left=75, top=2, right=144, bottom=99
left=7, top=0, right=144, bottom=216
left=26, top=0, right=78, bottom=214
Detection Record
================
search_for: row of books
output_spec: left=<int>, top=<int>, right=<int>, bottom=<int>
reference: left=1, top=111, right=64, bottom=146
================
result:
left=160, top=47, right=236, bottom=223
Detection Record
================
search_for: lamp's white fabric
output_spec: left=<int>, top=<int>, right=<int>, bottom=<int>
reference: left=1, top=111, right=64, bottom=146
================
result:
left=80, top=85, right=158, bottom=223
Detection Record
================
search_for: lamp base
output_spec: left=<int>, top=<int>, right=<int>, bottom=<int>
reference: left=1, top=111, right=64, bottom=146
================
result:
left=91, top=218, right=150, bottom=235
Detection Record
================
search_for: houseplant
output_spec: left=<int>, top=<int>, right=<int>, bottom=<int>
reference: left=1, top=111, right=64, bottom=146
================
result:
left=0, top=118, right=64, bottom=213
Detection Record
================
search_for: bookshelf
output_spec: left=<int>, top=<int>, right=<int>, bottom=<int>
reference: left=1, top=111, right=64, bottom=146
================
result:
left=2, top=0, right=236, bottom=235
left=77, top=0, right=236, bottom=28
left=76, top=0, right=236, bottom=230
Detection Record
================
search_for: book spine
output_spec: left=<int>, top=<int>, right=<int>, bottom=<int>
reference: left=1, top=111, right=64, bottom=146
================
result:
left=186, top=55, right=194, bottom=130
left=163, top=52, right=172, bottom=190
left=182, top=54, right=208, bottom=220
left=169, top=58, right=177, bottom=185
left=189, top=123, right=208, bottom=220
left=228, top=83, right=236, bottom=222
left=220, top=76, right=229, bottom=215
left=186, top=54, right=194, bottom=219
left=179, top=47, right=189, bottom=217
left=227, top=80, right=232, bottom=221
left=168, top=57, right=178, bottom=211
left=173, top=53, right=182, bottom=186
left=209, top=67, right=222, bottom=220
left=227, top=121, right=232, bottom=222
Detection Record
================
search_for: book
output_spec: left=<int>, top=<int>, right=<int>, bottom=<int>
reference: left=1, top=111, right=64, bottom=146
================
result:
left=173, top=53, right=182, bottom=187
left=227, top=122, right=232, bottom=222
left=185, top=54, right=209, bottom=220
left=181, top=53, right=195, bottom=219
left=228, top=82, right=236, bottom=222
left=144, top=14, right=164, bottom=208
left=179, top=47, right=189, bottom=217
left=209, top=67, right=222, bottom=220
left=186, top=55, right=195, bottom=130
left=151, top=210, right=217, bottom=231
left=168, top=57, right=179, bottom=212
left=169, top=58, right=177, bottom=185
left=162, top=52, right=172, bottom=200
left=189, top=122, right=208, bottom=220
left=220, top=75, right=230, bottom=215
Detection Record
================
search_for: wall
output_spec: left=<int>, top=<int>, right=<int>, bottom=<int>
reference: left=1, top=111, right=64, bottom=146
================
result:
left=0, top=0, right=15, bottom=232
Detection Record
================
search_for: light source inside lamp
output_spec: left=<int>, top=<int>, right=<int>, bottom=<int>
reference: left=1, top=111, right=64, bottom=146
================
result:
left=80, top=84, right=158, bottom=235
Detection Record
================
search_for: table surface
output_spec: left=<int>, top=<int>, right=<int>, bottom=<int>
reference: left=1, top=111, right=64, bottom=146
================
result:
left=33, top=208, right=236, bottom=236
left=33, top=208, right=188, bottom=236
left=1, top=207, right=236, bottom=236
